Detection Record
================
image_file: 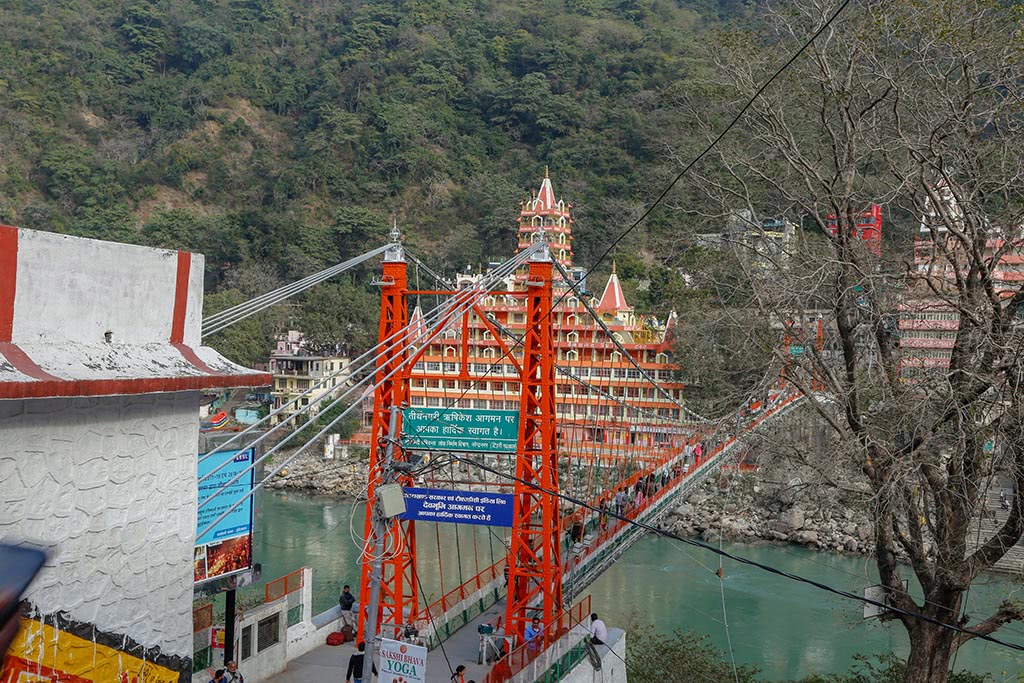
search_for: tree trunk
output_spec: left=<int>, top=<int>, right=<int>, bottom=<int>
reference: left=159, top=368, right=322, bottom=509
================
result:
left=904, top=622, right=957, bottom=683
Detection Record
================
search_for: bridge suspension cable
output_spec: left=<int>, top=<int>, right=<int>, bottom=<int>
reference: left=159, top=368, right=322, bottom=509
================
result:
left=551, top=260, right=710, bottom=423
left=202, top=244, right=392, bottom=337
left=196, top=245, right=545, bottom=539
left=197, top=251, right=523, bottom=467
left=198, top=243, right=541, bottom=489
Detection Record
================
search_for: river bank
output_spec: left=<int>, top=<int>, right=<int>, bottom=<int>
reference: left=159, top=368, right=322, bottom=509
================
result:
left=252, top=489, right=1024, bottom=679
left=662, top=474, right=877, bottom=557
left=265, top=449, right=369, bottom=498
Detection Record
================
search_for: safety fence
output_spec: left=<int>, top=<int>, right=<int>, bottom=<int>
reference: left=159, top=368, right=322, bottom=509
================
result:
left=483, top=595, right=591, bottom=683
left=265, top=568, right=305, bottom=626
left=421, top=561, right=506, bottom=648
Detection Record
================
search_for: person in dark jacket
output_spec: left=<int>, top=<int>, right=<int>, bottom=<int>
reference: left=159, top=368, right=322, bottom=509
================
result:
left=346, top=641, right=376, bottom=683
left=339, top=585, right=356, bottom=611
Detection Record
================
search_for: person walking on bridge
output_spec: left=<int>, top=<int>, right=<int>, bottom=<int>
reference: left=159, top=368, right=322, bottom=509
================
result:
left=346, top=642, right=376, bottom=683
left=524, top=617, right=543, bottom=653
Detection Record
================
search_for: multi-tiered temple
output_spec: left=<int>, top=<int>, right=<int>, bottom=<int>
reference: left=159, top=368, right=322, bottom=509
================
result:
left=405, top=172, right=687, bottom=446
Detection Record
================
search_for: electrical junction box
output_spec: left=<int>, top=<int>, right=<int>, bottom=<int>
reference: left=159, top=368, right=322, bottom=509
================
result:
left=378, top=483, right=407, bottom=518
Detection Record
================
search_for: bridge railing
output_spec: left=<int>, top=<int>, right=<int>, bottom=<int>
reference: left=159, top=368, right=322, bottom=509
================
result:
left=265, top=567, right=305, bottom=603
left=484, top=595, right=591, bottom=683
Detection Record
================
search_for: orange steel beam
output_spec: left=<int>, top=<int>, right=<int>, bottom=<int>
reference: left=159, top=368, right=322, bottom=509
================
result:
left=357, top=257, right=418, bottom=642
left=505, top=257, right=563, bottom=647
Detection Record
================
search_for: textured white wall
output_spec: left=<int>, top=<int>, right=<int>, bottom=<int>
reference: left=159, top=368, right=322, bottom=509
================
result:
left=0, top=392, right=199, bottom=658
left=560, top=630, right=628, bottom=683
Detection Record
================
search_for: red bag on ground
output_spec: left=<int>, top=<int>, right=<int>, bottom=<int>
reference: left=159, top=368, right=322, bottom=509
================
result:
left=326, top=632, right=345, bottom=646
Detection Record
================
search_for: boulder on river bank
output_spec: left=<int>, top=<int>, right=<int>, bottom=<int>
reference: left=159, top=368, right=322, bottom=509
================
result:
left=665, top=475, right=876, bottom=556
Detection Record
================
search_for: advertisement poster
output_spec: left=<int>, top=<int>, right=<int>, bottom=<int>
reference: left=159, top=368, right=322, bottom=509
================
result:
left=195, top=448, right=255, bottom=584
left=379, top=638, right=427, bottom=683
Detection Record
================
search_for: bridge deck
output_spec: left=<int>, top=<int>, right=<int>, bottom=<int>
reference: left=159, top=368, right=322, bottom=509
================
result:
left=269, top=599, right=506, bottom=683
left=269, top=394, right=803, bottom=683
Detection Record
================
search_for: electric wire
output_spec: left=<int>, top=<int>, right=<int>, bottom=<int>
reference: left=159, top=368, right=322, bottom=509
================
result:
left=458, top=456, right=1024, bottom=654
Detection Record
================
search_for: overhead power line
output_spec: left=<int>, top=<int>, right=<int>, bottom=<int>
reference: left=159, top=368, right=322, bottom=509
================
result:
left=460, top=457, right=1024, bottom=654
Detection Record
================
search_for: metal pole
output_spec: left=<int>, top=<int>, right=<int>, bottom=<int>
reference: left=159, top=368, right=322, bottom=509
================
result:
left=224, top=588, right=236, bottom=664
left=363, top=406, right=402, bottom=683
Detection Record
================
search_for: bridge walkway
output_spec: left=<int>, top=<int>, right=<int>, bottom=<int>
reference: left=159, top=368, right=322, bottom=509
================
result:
left=269, top=598, right=505, bottom=683
left=269, top=394, right=803, bottom=683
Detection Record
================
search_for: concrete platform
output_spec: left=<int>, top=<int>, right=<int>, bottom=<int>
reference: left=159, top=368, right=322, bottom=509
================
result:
left=267, top=599, right=506, bottom=683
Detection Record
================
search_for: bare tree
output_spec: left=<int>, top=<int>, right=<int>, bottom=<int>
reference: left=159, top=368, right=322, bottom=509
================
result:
left=672, top=1, right=1024, bottom=681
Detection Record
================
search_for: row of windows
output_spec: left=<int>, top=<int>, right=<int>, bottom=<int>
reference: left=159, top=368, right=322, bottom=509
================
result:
left=900, top=311, right=958, bottom=321
left=409, top=379, right=683, bottom=400
left=902, top=330, right=957, bottom=339
left=407, top=395, right=682, bottom=419
left=413, top=362, right=675, bottom=380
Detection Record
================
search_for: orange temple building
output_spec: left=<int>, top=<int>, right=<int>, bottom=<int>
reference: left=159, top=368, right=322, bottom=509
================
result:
left=404, top=172, right=689, bottom=454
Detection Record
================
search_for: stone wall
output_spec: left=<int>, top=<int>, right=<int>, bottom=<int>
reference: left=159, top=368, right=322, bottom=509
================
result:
left=0, top=392, right=200, bottom=660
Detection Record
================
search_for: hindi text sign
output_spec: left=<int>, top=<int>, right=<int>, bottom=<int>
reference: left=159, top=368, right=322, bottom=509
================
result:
left=402, top=407, right=519, bottom=453
left=400, top=488, right=514, bottom=527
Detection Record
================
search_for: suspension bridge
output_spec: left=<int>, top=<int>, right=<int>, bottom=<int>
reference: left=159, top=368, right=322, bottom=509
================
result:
left=194, top=177, right=821, bottom=683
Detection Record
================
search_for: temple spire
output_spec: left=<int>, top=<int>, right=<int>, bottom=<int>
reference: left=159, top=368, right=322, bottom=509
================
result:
left=597, top=266, right=630, bottom=314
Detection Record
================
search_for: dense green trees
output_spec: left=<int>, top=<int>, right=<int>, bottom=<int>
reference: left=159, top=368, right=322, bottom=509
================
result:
left=0, top=0, right=737, bottom=362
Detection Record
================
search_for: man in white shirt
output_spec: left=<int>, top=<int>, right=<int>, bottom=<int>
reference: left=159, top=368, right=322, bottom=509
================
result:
left=589, top=613, right=607, bottom=645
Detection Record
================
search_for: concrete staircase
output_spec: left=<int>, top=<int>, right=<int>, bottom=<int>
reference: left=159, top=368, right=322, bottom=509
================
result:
left=966, top=486, right=1024, bottom=574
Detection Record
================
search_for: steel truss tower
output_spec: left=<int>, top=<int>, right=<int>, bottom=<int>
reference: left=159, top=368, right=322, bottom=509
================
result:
left=505, top=251, right=563, bottom=646
left=357, top=244, right=418, bottom=643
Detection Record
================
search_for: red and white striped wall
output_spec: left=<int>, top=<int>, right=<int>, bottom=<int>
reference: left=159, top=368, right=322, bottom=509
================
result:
left=0, top=225, right=270, bottom=399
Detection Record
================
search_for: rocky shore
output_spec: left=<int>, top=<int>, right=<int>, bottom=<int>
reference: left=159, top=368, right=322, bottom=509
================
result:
left=264, top=448, right=370, bottom=499
left=662, top=474, right=876, bottom=555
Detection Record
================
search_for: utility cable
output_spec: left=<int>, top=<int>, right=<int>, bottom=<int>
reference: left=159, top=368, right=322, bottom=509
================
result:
left=458, top=456, right=1024, bottom=654
left=562, top=0, right=854, bottom=306
left=398, top=525, right=456, bottom=677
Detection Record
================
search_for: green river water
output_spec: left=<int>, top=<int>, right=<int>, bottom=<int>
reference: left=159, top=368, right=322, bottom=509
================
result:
left=243, top=490, right=1024, bottom=681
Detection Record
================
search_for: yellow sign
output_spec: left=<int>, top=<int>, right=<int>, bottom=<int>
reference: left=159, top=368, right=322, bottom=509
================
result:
left=2, top=618, right=180, bottom=683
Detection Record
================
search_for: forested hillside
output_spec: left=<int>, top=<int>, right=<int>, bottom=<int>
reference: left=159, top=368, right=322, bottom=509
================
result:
left=0, top=0, right=744, bottom=363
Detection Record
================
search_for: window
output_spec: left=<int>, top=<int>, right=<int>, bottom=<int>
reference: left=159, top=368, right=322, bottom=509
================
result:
left=567, top=331, right=579, bottom=343
left=566, top=350, right=579, bottom=361
left=610, top=351, right=622, bottom=363
left=410, top=396, right=425, bottom=406
left=241, top=625, right=253, bottom=660
left=443, top=362, right=457, bottom=373
left=427, top=397, right=441, bottom=407
left=257, top=613, right=280, bottom=652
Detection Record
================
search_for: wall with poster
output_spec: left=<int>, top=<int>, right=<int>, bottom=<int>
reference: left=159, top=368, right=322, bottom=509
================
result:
left=195, top=449, right=256, bottom=584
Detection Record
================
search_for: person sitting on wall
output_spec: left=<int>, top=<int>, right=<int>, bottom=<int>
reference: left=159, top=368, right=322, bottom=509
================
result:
left=225, top=661, right=244, bottom=683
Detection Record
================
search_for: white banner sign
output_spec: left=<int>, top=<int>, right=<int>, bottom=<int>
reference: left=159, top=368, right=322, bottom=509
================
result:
left=379, top=638, right=427, bottom=683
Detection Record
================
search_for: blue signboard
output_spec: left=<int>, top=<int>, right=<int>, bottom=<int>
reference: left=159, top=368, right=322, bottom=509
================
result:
left=197, top=448, right=255, bottom=543
left=195, top=448, right=255, bottom=584
left=400, top=487, right=514, bottom=527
